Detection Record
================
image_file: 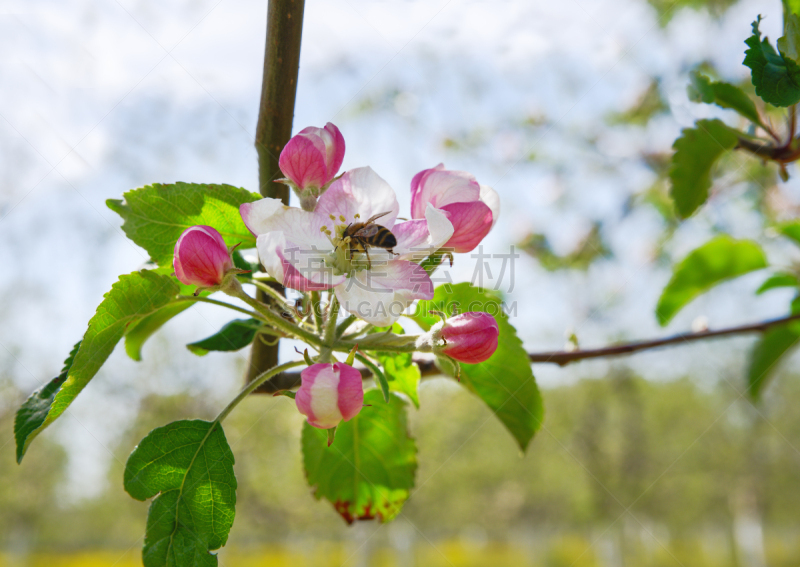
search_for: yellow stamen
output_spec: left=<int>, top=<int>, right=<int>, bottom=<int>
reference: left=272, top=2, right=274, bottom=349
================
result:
left=329, top=214, right=336, bottom=220
left=354, top=213, right=361, bottom=219
left=339, top=215, right=346, bottom=222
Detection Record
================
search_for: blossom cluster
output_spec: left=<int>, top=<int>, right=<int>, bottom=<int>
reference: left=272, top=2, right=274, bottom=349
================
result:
left=173, top=123, right=501, bottom=430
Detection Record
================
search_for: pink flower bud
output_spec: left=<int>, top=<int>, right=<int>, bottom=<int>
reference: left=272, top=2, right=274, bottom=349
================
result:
left=410, top=164, right=499, bottom=253
left=295, top=362, right=364, bottom=429
left=279, top=123, right=345, bottom=192
left=438, top=312, right=499, bottom=364
left=173, top=225, right=233, bottom=288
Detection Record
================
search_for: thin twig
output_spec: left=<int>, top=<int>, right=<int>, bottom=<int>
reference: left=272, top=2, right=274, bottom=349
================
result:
left=525, top=313, right=800, bottom=366
left=258, top=313, right=800, bottom=391
left=180, top=295, right=261, bottom=319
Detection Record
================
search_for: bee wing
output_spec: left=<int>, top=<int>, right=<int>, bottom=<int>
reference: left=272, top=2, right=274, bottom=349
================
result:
left=364, top=211, right=391, bottom=224
left=355, top=224, right=381, bottom=237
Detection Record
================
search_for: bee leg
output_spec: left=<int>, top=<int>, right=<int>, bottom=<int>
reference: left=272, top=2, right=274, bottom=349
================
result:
left=364, top=246, right=372, bottom=270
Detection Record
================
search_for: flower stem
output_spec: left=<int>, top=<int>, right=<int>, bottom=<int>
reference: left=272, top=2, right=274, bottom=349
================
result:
left=310, top=291, right=324, bottom=333
left=335, top=340, right=419, bottom=354
left=215, top=360, right=305, bottom=423
left=179, top=295, right=262, bottom=319
left=250, top=280, right=295, bottom=313
left=335, top=314, right=358, bottom=338
left=226, top=280, right=322, bottom=346
left=318, top=295, right=340, bottom=363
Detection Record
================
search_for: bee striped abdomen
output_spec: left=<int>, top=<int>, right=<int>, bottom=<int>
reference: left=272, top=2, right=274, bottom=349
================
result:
left=353, top=224, right=397, bottom=249
left=370, top=226, right=397, bottom=249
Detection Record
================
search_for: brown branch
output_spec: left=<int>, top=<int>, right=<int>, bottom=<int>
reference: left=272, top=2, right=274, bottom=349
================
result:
left=526, top=313, right=800, bottom=365
left=737, top=136, right=800, bottom=163
left=255, top=313, right=800, bottom=392
left=247, top=0, right=306, bottom=386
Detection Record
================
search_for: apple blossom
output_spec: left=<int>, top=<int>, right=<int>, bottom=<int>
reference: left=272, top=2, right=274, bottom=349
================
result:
left=279, top=123, right=345, bottom=209
left=240, top=166, right=455, bottom=326
left=295, top=362, right=364, bottom=429
left=419, top=312, right=499, bottom=364
left=410, top=164, right=500, bottom=253
left=173, top=225, right=233, bottom=288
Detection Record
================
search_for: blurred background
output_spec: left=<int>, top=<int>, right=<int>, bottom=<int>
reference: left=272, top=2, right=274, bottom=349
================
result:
left=2, top=0, right=800, bottom=565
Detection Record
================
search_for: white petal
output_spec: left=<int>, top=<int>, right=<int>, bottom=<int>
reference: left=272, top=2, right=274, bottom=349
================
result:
left=391, top=205, right=454, bottom=260
left=257, top=232, right=344, bottom=290
left=240, top=198, right=285, bottom=235
left=242, top=197, right=329, bottom=248
left=425, top=203, right=455, bottom=250
left=335, top=273, right=398, bottom=326
left=334, top=261, right=433, bottom=326
left=480, top=184, right=500, bottom=229
left=371, top=260, right=434, bottom=303
left=316, top=166, right=400, bottom=228
left=256, top=231, right=288, bottom=283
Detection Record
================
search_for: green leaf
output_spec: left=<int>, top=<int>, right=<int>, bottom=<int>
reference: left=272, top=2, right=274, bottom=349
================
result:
left=14, top=341, right=80, bottom=464
left=355, top=354, right=390, bottom=403
left=368, top=324, right=421, bottom=408
left=15, top=270, right=179, bottom=462
left=688, top=71, right=762, bottom=125
left=126, top=300, right=194, bottom=361
left=107, top=182, right=261, bottom=266
left=777, top=220, right=800, bottom=246
left=302, top=390, right=416, bottom=523
left=124, top=420, right=237, bottom=567
left=669, top=119, right=740, bottom=218
left=743, top=17, right=800, bottom=107
left=377, top=351, right=421, bottom=409
left=756, top=272, right=799, bottom=294
left=186, top=318, right=262, bottom=356
left=778, top=12, right=800, bottom=62
left=748, top=324, right=800, bottom=400
left=656, top=236, right=768, bottom=326
left=415, top=283, right=544, bottom=451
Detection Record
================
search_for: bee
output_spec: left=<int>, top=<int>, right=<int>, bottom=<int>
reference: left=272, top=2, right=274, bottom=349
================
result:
left=342, top=212, right=398, bottom=268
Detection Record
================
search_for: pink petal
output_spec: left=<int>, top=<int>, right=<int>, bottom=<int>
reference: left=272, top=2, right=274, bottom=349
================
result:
left=391, top=205, right=454, bottom=260
left=335, top=362, right=364, bottom=421
left=440, top=201, right=493, bottom=253
left=279, top=134, right=328, bottom=190
left=296, top=364, right=344, bottom=429
left=315, top=167, right=399, bottom=229
left=173, top=225, right=232, bottom=287
left=410, top=165, right=480, bottom=219
left=323, top=123, right=346, bottom=177
left=441, top=312, right=499, bottom=364
left=391, top=219, right=430, bottom=258
left=409, top=164, right=444, bottom=219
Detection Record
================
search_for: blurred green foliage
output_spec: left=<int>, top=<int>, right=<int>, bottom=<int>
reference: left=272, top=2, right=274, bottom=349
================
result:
left=2, top=368, right=800, bottom=565
left=518, top=224, right=611, bottom=272
left=648, top=0, right=738, bottom=24
left=607, top=81, right=669, bottom=126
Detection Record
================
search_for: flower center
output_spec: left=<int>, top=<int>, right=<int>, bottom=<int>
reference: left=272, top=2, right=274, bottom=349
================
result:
left=319, top=213, right=371, bottom=276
